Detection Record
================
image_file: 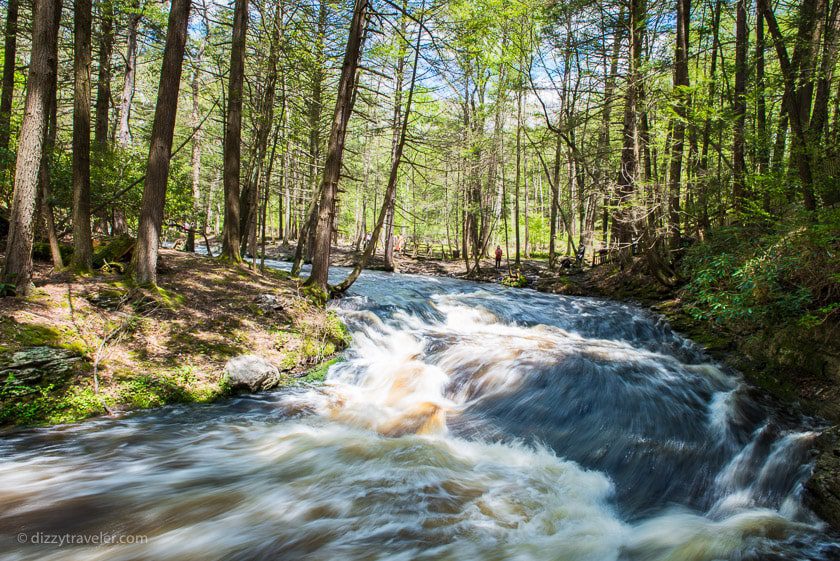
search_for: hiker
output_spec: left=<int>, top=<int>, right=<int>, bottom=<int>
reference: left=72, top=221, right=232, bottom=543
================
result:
left=495, top=246, right=503, bottom=269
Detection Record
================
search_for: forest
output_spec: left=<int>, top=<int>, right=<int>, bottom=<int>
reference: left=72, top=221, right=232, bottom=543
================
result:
left=2, top=0, right=840, bottom=555
left=0, top=0, right=835, bottom=298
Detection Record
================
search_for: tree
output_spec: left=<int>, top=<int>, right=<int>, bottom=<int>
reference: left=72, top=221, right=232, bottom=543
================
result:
left=130, top=0, right=192, bottom=285
left=615, top=0, right=645, bottom=263
left=94, top=0, right=114, bottom=148
left=2, top=0, right=63, bottom=295
left=333, top=1, right=424, bottom=294
left=70, top=0, right=94, bottom=272
left=667, top=0, right=690, bottom=248
left=305, top=0, right=370, bottom=293
left=117, top=0, right=142, bottom=146
left=221, top=0, right=248, bottom=262
left=732, top=0, right=747, bottom=210
left=0, top=0, right=18, bottom=171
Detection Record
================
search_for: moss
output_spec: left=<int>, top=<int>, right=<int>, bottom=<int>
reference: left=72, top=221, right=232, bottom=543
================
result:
left=0, top=317, right=91, bottom=357
left=300, top=357, right=343, bottom=384
left=300, top=283, right=329, bottom=307
left=92, top=235, right=135, bottom=269
left=0, top=383, right=110, bottom=427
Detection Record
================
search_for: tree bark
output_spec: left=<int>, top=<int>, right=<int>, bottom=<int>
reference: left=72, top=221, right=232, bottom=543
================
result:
left=94, top=0, right=114, bottom=148
left=383, top=8, right=409, bottom=272
left=668, top=0, right=690, bottom=249
left=305, top=0, right=369, bottom=293
left=129, top=0, right=191, bottom=285
left=117, top=1, right=141, bottom=146
left=732, top=0, right=748, bottom=210
left=220, top=0, right=248, bottom=262
left=71, top=0, right=93, bottom=272
left=39, top=44, right=63, bottom=270
left=762, top=2, right=818, bottom=211
left=615, top=0, right=645, bottom=263
left=2, top=0, right=62, bottom=295
left=0, top=0, right=18, bottom=165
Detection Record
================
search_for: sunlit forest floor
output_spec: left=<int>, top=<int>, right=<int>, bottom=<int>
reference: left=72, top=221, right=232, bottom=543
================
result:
left=0, top=249, right=348, bottom=427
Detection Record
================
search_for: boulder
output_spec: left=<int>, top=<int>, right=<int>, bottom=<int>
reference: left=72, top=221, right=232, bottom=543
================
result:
left=0, top=346, right=82, bottom=386
left=224, top=355, right=281, bottom=392
left=806, top=426, right=840, bottom=531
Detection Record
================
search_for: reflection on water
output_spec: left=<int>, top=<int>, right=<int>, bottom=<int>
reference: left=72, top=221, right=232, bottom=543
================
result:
left=1, top=263, right=838, bottom=561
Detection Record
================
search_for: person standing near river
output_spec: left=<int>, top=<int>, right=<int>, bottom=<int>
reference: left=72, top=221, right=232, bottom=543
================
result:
left=495, top=245, right=503, bottom=269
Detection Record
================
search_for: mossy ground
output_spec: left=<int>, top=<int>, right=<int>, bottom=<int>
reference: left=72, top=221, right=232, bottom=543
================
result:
left=0, top=250, right=349, bottom=428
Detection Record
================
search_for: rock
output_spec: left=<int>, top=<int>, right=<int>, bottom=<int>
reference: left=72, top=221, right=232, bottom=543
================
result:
left=255, top=294, right=284, bottom=313
left=224, top=355, right=281, bottom=392
left=806, top=426, right=840, bottom=531
left=0, top=346, right=82, bottom=385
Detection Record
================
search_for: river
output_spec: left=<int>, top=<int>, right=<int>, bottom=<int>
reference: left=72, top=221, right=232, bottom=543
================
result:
left=1, top=264, right=838, bottom=560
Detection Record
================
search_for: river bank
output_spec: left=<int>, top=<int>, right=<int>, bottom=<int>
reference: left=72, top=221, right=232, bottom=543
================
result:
left=0, top=249, right=349, bottom=428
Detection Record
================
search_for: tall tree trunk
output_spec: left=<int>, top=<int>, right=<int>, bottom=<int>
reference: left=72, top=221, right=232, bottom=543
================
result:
left=186, top=63, right=202, bottom=253
left=615, top=0, right=645, bottom=263
left=305, top=0, right=369, bottom=293
left=0, top=0, right=18, bottom=169
left=2, top=0, right=62, bottom=296
left=668, top=0, right=690, bottom=249
left=333, top=23, right=418, bottom=295
left=548, top=133, right=562, bottom=268
left=303, top=0, right=329, bottom=262
left=39, top=44, right=63, bottom=270
left=220, top=0, right=248, bottom=262
left=762, top=2, right=818, bottom=211
left=697, top=0, right=721, bottom=232
left=94, top=0, right=114, bottom=148
left=129, top=0, right=191, bottom=285
left=514, top=79, right=523, bottom=268
left=71, top=0, right=93, bottom=272
left=117, top=2, right=141, bottom=146
left=732, top=0, right=748, bottom=211
left=383, top=8, right=409, bottom=272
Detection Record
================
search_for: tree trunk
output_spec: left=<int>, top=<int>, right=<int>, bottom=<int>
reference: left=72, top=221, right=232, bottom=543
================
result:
left=333, top=2, right=423, bottom=295
left=668, top=0, right=690, bottom=249
left=94, top=0, right=113, bottom=148
left=220, top=0, right=248, bottom=262
left=186, top=62, right=202, bottom=253
left=129, top=0, right=191, bottom=285
left=615, top=0, right=645, bottom=263
left=2, top=0, right=62, bottom=296
left=117, top=2, right=140, bottom=146
left=762, top=2, right=818, bottom=211
left=71, top=0, right=93, bottom=272
left=514, top=79, right=523, bottom=268
left=732, top=0, right=748, bottom=211
left=0, top=0, right=18, bottom=166
left=305, top=0, right=369, bottom=294
left=383, top=10, right=409, bottom=272
left=39, top=46, right=63, bottom=270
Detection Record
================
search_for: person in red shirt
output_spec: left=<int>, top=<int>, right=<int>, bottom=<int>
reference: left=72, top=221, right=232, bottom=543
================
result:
left=495, top=245, right=503, bottom=269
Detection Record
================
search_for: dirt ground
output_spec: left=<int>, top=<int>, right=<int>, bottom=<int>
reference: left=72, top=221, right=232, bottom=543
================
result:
left=0, top=249, right=347, bottom=426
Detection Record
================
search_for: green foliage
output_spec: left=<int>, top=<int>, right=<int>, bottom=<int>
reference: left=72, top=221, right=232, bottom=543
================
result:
left=0, top=383, right=109, bottom=426
left=300, top=357, right=344, bottom=384
left=681, top=212, right=840, bottom=330
left=501, top=270, right=528, bottom=288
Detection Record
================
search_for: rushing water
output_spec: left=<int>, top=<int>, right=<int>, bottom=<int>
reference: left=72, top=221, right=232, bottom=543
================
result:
left=1, top=264, right=838, bottom=561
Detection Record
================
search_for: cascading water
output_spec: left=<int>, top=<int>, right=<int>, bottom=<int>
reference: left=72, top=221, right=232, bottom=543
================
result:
left=1, top=265, right=838, bottom=561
